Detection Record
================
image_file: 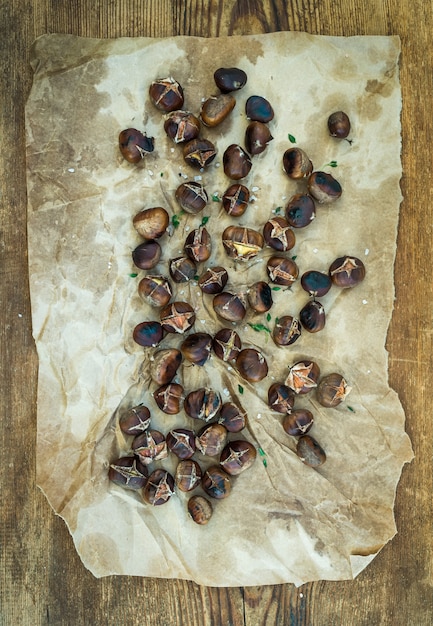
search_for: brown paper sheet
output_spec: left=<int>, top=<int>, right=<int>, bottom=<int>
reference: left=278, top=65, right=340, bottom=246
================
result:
left=26, top=32, right=413, bottom=586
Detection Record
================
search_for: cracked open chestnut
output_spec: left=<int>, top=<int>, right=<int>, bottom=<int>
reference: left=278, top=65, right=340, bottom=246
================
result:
left=132, top=430, right=167, bottom=464
left=198, top=266, right=228, bottom=294
left=236, top=348, right=268, bottom=382
left=223, top=144, right=252, bottom=180
left=143, top=469, right=175, bottom=505
left=282, top=409, right=314, bottom=436
left=160, top=301, right=195, bottom=334
left=218, top=402, right=247, bottom=432
left=183, top=138, right=217, bottom=168
left=153, top=383, right=184, bottom=414
left=329, top=256, right=366, bottom=288
left=202, top=466, right=232, bottom=499
left=222, top=226, right=264, bottom=260
left=219, top=440, right=257, bottom=475
left=119, top=128, right=154, bottom=163
left=184, top=226, right=212, bottom=263
left=272, top=315, right=301, bottom=346
left=263, top=217, right=295, bottom=252
left=175, top=459, right=202, bottom=492
left=164, top=110, right=200, bottom=143
left=184, top=388, right=222, bottom=422
left=169, top=256, right=197, bottom=283
left=316, top=373, right=352, bottom=407
left=266, top=256, right=299, bottom=286
left=175, top=181, right=208, bottom=214
left=212, top=328, right=242, bottom=362
left=119, top=405, right=151, bottom=436
left=108, top=456, right=148, bottom=491
left=150, top=348, right=182, bottom=385
left=222, top=184, right=250, bottom=217
left=166, top=428, right=196, bottom=459
left=286, top=360, right=320, bottom=394
left=138, top=275, right=172, bottom=308
left=213, top=292, right=246, bottom=323
left=195, top=423, right=228, bottom=457
left=267, top=383, right=295, bottom=414
left=149, top=77, right=184, bottom=112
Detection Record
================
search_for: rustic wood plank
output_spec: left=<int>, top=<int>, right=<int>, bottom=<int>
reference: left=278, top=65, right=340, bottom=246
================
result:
left=1, top=0, right=432, bottom=624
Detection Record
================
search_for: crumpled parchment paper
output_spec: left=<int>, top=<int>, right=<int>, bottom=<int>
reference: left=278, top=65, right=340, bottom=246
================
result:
left=26, top=31, right=413, bottom=586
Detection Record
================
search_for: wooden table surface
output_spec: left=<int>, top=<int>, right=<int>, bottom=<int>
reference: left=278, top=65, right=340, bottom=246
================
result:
left=1, top=1, right=432, bottom=624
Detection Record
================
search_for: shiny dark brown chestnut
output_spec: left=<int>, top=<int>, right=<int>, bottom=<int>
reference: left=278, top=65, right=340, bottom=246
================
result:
left=153, top=383, right=184, bottom=415
left=236, top=348, right=268, bottom=383
left=188, top=495, right=213, bottom=524
left=164, top=110, right=201, bottom=143
left=175, top=181, right=208, bottom=214
left=138, top=275, right=172, bottom=308
left=245, top=121, right=273, bottom=155
left=267, top=383, right=295, bottom=414
left=245, top=95, right=274, bottom=122
left=316, top=373, right=352, bottom=408
left=108, top=456, right=148, bottom=490
left=183, top=138, right=217, bottom=168
left=222, top=225, right=264, bottom=260
left=263, top=217, right=296, bottom=252
left=222, top=184, right=250, bottom=217
left=214, top=67, right=247, bottom=93
left=329, top=256, right=366, bottom=288
left=282, top=409, right=314, bottom=436
left=195, top=423, right=228, bottom=457
left=301, top=270, right=332, bottom=297
left=149, top=77, right=184, bottom=112
left=202, top=466, right=232, bottom=499
left=220, top=440, right=257, bottom=475
left=198, top=266, right=228, bottom=294
left=175, top=459, right=202, bottom=492
left=184, top=226, right=212, bottom=263
left=184, top=388, right=222, bottom=422
left=286, top=360, right=320, bottom=395
left=218, top=402, right=247, bottom=432
left=308, top=171, right=342, bottom=203
left=166, top=428, right=196, bottom=459
left=150, top=348, right=182, bottom=385
left=212, top=328, right=242, bottom=362
left=132, top=430, right=167, bottom=465
left=285, top=194, right=316, bottom=228
left=169, top=256, right=197, bottom=283
left=201, top=93, right=236, bottom=127
left=180, top=332, right=213, bottom=366
left=272, top=315, right=301, bottom=346
left=133, top=207, right=169, bottom=240
left=296, top=435, right=326, bottom=467
left=266, top=256, right=299, bottom=286
left=213, top=292, right=246, bottom=323
left=133, top=321, right=164, bottom=348
left=132, top=240, right=161, bottom=269
left=283, top=147, right=313, bottom=179
left=119, top=405, right=151, bottom=436
left=223, top=144, right=252, bottom=180
left=247, top=281, right=273, bottom=313
left=160, top=301, right=195, bottom=334
left=299, top=300, right=326, bottom=333
left=328, top=111, right=351, bottom=139
left=143, top=469, right=175, bottom=505
left=119, top=128, right=154, bottom=163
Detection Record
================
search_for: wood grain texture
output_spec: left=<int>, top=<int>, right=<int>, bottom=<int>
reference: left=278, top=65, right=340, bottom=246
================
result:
left=1, top=1, right=431, bottom=624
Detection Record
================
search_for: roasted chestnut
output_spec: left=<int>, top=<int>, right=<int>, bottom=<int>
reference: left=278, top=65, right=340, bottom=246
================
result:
left=149, top=77, right=184, bottom=112
left=285, top=360, right=320, bottom=394
left=296, top=435, right=326, bottom=467
left=160, top=301, right=195, bottom=334
left=212, top=328, right=242, bottom=362
left=188, top=495, right=213, bottom=524
left=299, top=300, right=326, bottom=333
left=166, top=428, right=196, bottom=459
left=301, top=270, right=332, bottom=297
left=169, top=256, right=197, bottom=283
left=263, top=217, right=296, bottom=252
left=164, top=110, right=200, bottom=143
left=247, top=281, right=273, bottom=313
left=153, top=383, right=184, bottom=414
left=218, top=402, right=247, bottom=432
left=222, top=184, right=250, bottom=217
left=223, top=144, right=252, bottom=180
left=175, top=181, right=208, bottom=214
left=133, top=321, right=164, bottom=348
left=328, top=111, right=351, bottom=139
left=214, top=67, right=247, bottom=93
left=184, top=226, right=212, bottom=263
left=213, top=292, right=246, bottom=323
left=236, top=348, right=268, bottom=382
left=138, top=275, right=172, bottom=308
left=198, top=266, right=229, bottom=294
left=132, top=430, right=167, bottom=464
left=132, top=240, right=161, bottom=269
left=183, top=138, right=217, bottom=168
left=201, top=93, right=236, bottom=127
left=282, top=409, right=314, bottom=436
left=245, top=121, right=273, bottom=155
left=119, top=128, right=154, bottom=163
left=308, top=171, right=342, bottom=203
left=283, top=147, right=313, bottom=179
left=184, top=388, right=222, bottom=422
left=175, top=459, right=202, bottom=492
left=108, top=456, right=148, bottom=490
left=245, top=95, right=274, bottom=122
left=150, top=348, right=182, bottom=385
left=133, top=207, right=169, bottom=240
left=267, top=383, right=295, bottom=414
left=222, top=225, right=264, bottom=260
left=266, top=256, right=299, bottom=286
left=220, top=440, right=257, bottom=475
left=272, top=315, right=301, bottom=346
left=119, top=405, right=151, bottom=436
left=329, top=256, right=366, bottom=288
left=195, top=423, right=228, bottom=457
left=285, top=194, right=316, bottom=228
left=316, top=373, right=351, bottom=407
left=180, top=332, right=213, bottom=366
left=202, top=466, right=232, bottom=499
left=143, top=469, right=175, bottom=505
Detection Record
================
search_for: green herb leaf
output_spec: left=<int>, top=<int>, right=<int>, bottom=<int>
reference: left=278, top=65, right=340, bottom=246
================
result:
left=288, top=133, right=296, bottom=143
left=248, top=323, right=271, bottom=334
left=238, top=384, right=244, bottom=394
left=275, top=317, right=279, bottom=325
left=291, top=255, right=297, bottom=261
left=171, top=214, right=181, bottom=228
left=324, top=160, right=338, bottom=168
left=347, top=405, right=356, bottom=413
left=160, top=172, right=164, bottom=177
left=258, top=447, right=266, bottom=456
left=275, top=206, right=282, bottom=214
left=194, top=275, right=200, bottom=281
left=129, top=272, right=138, bottom=278
left=272, top=286, right=281, bottom=291
left=266, top=313, right=272, bottom=322
left=201, top=216, right=210, bottom=226
left=212, top=194, right=220, bottom=202
left=262, top=458, right=268, bottom=467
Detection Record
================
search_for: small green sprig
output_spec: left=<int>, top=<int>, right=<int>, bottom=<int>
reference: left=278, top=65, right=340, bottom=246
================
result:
left=248, top=323, right=271, bottom=335
left=288, top=133, right=296, bottom=143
